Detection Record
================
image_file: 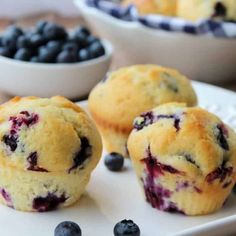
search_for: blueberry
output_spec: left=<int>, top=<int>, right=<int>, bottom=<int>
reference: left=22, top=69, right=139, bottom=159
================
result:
left=33, top=193, right=67, bottom=212
left=1, top=35, right=17, bottom=52
left=72, top=32, right=88, bottom=48
left=36, top=20, right=48, bottom=34
left=14, top=48, right=31, bottom=61
left=114, top=220, right=140, bottom=236
left=63, top=42, right=78, bottom=52
left=88, top=41, right=105, bottom=59
left=56, top=50, right=77, bottom=63
left=47, top=40, right=62, bottom=54
left=30, top=56, right=39, bottom=63
left=38, top=46, right=56, bottom=63
left=29, top=34, right=46, bottom=47
left=69, top=137, right=92, bottom=172
left=104, top=152, right=124, bottom=171
left=0, top=47, right=12, bottom=57
left=54, top=221, right=82, bottom=236
left=78, top=49, right=91, bottom=62
left=43, top=23, right=67, bottom=41
left=16, top=35, right=31, bottom=49
left=5, top=25, right=23, bottom=38
left=74, top=26, right=90, bottom=36
left=86, top=35, right=99, bottom=45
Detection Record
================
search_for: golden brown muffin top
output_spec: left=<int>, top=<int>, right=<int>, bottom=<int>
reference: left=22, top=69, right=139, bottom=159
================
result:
left=89, top=65, right=197, bottom=134
left=128, top=103, right=236, bottom=179
left=0, top=96, right=102, bottom=173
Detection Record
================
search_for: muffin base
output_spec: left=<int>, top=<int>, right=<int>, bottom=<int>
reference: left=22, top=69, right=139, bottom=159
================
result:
left=0, top=166, right=90, bottom=212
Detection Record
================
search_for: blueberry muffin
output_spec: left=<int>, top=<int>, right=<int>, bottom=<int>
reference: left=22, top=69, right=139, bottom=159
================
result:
left=123, top=0, right=177, bottom=16
left=127, top=103, right=236, bottom=215
left=0, top=96, right=102, bottom=211
left=178, top=0, right=236, bottom=22
left=88, top=65, right=197, bottom=157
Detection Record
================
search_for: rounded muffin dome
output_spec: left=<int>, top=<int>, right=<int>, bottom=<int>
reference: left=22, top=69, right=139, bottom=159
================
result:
left=0, top=96, right=102, bottom=211
left=0, top=96, right=101, bottom=172
left=89, top=64, right=197, bottom=157
left=128, top=103, right=236, bottom=215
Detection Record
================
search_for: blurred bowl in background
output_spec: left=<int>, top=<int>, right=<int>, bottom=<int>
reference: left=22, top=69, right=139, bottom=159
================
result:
left=0, top=40, right=112, bottom=100
left=75, top=0, right=236, bottom=84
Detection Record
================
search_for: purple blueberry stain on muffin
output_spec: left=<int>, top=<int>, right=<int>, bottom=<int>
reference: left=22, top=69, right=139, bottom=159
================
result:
left=27, top=152, right=48, bottom=172
left=215, top=124, right=229, bottom=151
left=141, top=146, right=184, bottom=177
left=175, top=181, right=202, bottom=193
left=134, top=112, right=154, bottom=131
left=175, top=181, right=189, bottom=192
left=0, top=188, right=13, bottom=208
left=140, top=146, right=184, bottom=213
left=33, top=192, right=68, bottom=212
left=69, top=137, right=92, bottom=172
left=10, top=111, right=39, bottom=131
left=206, top=161, right=233, bottom=183
left=2, top=111, right=39, bottom=152
left=134, top=112, right=183, bottom=132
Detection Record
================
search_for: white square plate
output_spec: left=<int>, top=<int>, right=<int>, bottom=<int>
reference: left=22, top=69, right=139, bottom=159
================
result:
left=0, top=81, right=236, bottom=236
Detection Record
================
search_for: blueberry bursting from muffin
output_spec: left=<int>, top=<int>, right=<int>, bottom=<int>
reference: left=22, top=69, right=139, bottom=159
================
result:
left=0, top=21, right=105, bottom=63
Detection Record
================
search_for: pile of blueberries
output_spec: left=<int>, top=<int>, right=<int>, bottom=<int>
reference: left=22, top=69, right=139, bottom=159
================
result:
left=0, top=21, right=105, bottom=63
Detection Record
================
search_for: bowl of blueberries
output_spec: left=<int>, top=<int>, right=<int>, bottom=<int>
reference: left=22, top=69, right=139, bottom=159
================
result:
left=0, top=21, right=113, bottom=100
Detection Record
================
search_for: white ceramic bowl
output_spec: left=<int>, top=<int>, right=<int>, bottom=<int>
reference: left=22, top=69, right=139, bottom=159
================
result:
left=0, top=40, right=113, bottom=100
left=75, top=0, right=236, bottom=83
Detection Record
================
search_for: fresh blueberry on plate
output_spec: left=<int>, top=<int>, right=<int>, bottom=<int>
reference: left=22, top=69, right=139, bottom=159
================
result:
left=114, top=219, right=140, bottom=236
left=54, top=221, right=82, bottom=236
left=104, top=152, right=124, bottom=171
left=14, top=48, right=31, bottom=61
